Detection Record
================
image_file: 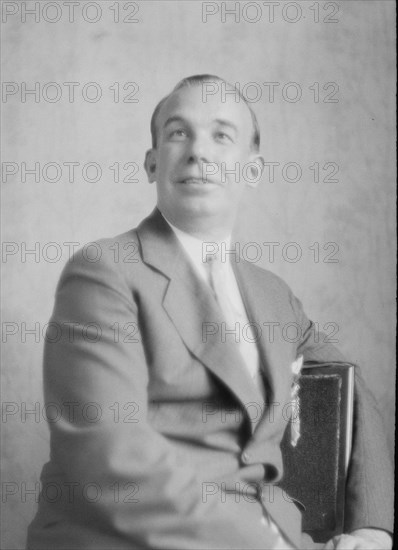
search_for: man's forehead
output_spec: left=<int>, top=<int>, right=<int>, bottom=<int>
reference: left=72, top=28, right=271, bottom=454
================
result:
left=158, top=84, right=252, bottom=129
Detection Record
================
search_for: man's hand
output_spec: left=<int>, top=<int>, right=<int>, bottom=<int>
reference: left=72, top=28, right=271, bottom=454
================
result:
left=323, top=529, right=392, bottom=549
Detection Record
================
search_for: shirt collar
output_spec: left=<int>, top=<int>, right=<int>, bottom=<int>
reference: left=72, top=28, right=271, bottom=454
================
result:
left=161, top=212, right=232, bottom=280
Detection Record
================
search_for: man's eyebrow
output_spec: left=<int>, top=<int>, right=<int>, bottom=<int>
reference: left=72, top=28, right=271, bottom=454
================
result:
left=214, top=119, right=238, bottom=134
left=162, top=115, right=187, bottom=129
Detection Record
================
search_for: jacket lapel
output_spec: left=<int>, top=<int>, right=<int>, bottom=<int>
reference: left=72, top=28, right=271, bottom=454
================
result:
left=137, top=209, right=264, bottom=430
left=233, top=259, right=295, bottom=434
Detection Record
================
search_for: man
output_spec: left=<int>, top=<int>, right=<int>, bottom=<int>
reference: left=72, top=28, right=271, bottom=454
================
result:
left=27, top=75, right=393, bottom=549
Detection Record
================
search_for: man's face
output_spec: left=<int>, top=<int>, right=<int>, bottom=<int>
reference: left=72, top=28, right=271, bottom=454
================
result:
left=145, top=84, right=262, bottom=231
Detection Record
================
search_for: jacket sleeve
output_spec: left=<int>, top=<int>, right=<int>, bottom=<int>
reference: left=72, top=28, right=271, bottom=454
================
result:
left=289, top=291, right=394, bottom=535
left=42, top=247, right=257, bottom=550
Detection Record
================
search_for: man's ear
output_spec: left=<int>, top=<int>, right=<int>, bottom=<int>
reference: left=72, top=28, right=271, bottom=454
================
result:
left=245, top=153, right=265, bottom=188
left=144, top=149, right=157, bottom=183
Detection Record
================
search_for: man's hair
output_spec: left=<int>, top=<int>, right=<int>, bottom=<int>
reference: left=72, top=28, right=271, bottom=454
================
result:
left=150, top=74, right=261, bottom=152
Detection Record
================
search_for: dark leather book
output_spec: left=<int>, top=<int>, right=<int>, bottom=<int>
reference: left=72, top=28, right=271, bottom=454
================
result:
left=279, top=363, right=354, bottom=543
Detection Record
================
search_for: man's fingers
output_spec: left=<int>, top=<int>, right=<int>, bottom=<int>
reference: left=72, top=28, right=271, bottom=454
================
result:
left=331, top=533, right=382, bottom=550
left=332, top=534, right=359, bottom=549
left=324, top=528, right=392, bottom=549
left=349, top=528, right=393, bottom=550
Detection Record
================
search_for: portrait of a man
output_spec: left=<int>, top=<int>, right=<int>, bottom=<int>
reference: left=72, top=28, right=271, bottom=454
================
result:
left=24, top=75, right=393, bottom=549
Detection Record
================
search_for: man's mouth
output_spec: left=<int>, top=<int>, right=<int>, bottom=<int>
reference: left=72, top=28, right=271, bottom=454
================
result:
left=178, top=177, right=219, bottom=185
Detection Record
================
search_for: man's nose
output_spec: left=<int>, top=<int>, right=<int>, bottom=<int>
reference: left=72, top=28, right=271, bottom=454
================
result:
left=186, top=136, right=211, bottom=164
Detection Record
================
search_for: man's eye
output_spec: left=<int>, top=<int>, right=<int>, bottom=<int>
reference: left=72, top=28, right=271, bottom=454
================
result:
left=215, top=131, right=233, bottom=142
left=169, top=129, right=188, bottom=139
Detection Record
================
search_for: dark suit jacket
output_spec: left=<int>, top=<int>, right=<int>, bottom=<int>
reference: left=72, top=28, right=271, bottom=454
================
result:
left=27, top=209, right=393, bottom=550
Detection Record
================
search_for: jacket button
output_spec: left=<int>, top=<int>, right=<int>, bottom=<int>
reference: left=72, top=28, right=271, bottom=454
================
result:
left=242, top=451, right=251, bottom=463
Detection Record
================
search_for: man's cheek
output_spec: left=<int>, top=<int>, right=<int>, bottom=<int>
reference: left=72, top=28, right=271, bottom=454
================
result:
left=218, top=161, right=241, bottom=186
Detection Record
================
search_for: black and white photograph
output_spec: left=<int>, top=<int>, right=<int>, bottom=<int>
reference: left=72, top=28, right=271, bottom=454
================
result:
left=1, top=1, right=395, bottom=549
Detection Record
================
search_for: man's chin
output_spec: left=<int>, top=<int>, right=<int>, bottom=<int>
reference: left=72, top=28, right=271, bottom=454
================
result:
left=167, top=198, right=230, bottom=222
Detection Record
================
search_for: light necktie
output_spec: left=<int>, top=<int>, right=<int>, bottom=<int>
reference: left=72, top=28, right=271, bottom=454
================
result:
left=207, top=254, right=264, bottom=391
left=207, top=254, right=238, bottom=329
